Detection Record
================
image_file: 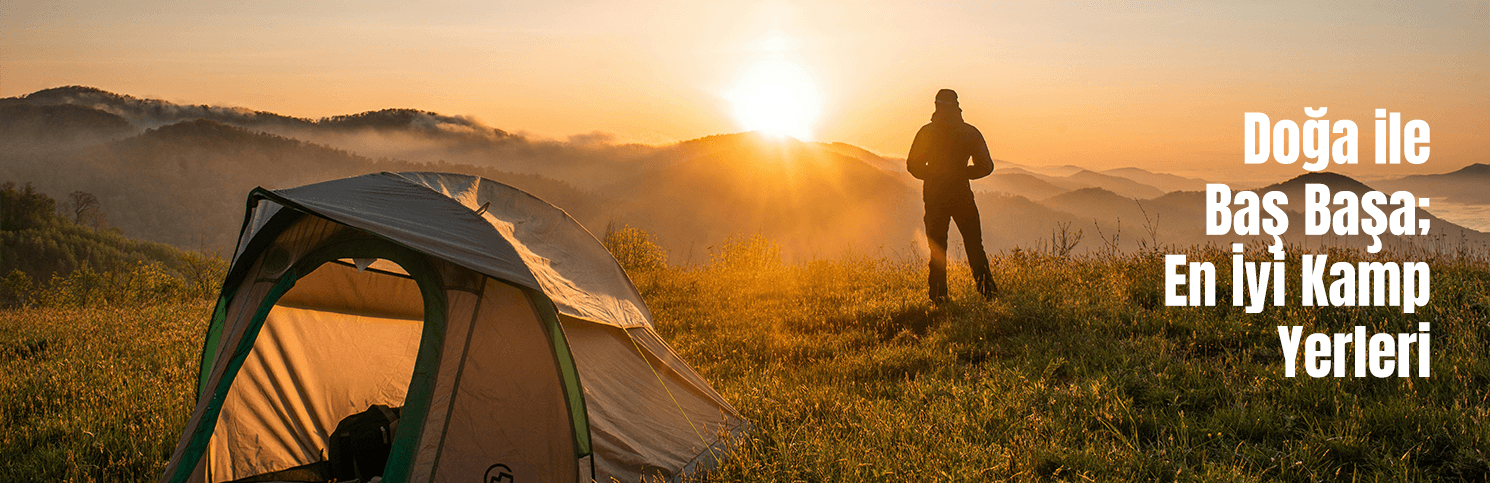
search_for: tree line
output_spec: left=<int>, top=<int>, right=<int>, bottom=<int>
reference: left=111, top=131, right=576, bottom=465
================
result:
left=0, top=182, right=224, bottom=307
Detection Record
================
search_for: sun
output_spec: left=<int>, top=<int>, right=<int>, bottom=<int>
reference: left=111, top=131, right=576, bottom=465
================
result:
left=728, top=39, right=821, bottom=140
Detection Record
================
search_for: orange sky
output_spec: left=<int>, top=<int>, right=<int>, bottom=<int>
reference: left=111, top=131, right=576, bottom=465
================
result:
left=4, top=1, right=1487, bottom=181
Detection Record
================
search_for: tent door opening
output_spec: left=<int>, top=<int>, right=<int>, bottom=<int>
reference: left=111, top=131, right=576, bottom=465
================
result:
left=207, top=256, right=429, bottom=483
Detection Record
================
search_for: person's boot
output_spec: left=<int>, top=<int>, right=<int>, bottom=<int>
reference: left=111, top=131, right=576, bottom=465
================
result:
left=974, top=270, right=998, bottom=299
left=980, top=278, right=998, bottom=299
left=929, top=273, right=948, bottom=305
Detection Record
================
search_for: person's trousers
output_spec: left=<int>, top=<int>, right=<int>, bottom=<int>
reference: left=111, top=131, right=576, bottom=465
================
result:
left=924, top=196, right=994, bottom=301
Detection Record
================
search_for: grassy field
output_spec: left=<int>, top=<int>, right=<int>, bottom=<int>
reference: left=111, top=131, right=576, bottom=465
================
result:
left=3, top=242, right=1489, bottom=482
left=1, top=303, right=203, bottom=482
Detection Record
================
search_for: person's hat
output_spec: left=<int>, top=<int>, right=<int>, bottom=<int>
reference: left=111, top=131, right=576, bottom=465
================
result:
left=935, top=89, right=958, bottom=105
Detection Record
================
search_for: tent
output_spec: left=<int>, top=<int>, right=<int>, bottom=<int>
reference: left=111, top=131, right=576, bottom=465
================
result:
left=160, top=172, right=747, bottom=483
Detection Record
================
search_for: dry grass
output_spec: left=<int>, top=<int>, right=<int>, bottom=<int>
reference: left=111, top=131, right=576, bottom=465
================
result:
left=4, top=239, right=1489, bottom=482
left=1, top=302, right=205, bottom=482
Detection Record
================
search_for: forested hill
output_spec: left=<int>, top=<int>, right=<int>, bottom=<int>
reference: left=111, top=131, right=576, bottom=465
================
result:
left=0, top=119, right=599, bottom=254
left=4, top=86, right=1485, bottom=263
left=0, top=182, right=214, bottom=304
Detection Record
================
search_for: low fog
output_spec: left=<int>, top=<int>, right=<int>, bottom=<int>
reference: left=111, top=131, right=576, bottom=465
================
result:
left=3, top=86, right=1487, bottom=264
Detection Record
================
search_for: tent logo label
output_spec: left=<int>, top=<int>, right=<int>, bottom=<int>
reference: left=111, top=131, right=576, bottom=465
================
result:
left=484, top=463, right=513, bottom=483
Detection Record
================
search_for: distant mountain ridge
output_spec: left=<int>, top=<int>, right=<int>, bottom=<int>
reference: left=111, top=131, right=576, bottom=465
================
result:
left=0, top=102, right=136, bottom=148
left=1379, top=163, right=1490, bottom=204
left=1100, top=167, right=1209, bottom=193
left=0, top=116, right=599, bottom=253
left=603, top=132, right=920, bottom=258
left=970, top=166, right=1168, bottom=200
left=2, top=86, right=1484, bottom=260
left=8, top=85, right=306, bottom=129
left=6, top=86, right=519, bottom=141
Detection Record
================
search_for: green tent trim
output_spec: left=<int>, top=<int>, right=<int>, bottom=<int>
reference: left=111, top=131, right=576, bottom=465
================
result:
left=174, top=192, right=591, bottom=483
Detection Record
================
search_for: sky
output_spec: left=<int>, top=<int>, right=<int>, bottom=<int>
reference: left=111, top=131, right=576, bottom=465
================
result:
left=3, top=1, right=1487, bottom=181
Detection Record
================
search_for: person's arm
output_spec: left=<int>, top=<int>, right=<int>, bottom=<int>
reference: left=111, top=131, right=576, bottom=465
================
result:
left=906, top=125, right=930, bottom=180
left=965, top=126, right=994, bottom=179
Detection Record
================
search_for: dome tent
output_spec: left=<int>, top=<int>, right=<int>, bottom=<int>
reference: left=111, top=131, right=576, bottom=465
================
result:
left=160, top=172, right=746, bottom=483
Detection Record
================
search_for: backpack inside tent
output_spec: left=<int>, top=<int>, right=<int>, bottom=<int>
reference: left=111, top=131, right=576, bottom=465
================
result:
left=159, top=172, right=747, bottom=483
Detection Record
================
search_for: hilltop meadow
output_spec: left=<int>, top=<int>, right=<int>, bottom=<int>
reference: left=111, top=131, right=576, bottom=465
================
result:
left=3, top=227, right=1489, bottom=482
left=4, top=87, right=1490, bottom=482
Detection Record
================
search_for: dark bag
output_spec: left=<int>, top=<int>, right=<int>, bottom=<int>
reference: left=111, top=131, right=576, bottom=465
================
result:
left=328, top=404, right=401, bottom=482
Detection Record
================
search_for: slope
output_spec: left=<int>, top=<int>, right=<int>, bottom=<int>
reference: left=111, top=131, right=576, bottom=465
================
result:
left=604, top=132, right=921, bottom=261
left=0, top=120, right=600, bottom=255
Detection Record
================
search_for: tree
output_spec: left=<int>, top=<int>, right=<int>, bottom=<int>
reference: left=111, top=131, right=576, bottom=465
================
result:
left=0, top=182, right=57, bottom=231
left=4, top=269, right=33, bottom=307
left=602, top=224, right=668, bottom=272
left=69, top=191, right=99, bottom=226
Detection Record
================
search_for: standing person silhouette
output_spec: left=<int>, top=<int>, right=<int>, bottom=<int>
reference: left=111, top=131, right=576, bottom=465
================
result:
left=907, top=89, right=997, bottom=303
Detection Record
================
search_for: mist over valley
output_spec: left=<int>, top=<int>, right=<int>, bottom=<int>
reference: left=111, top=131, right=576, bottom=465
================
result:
left=4, top=86, right=1486, bottom=264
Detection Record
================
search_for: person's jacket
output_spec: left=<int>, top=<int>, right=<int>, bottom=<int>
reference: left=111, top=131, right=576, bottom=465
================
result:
left=906, top=107, right=994, bottom=203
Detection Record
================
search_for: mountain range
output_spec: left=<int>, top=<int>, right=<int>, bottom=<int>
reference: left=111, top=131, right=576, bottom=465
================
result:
left=2, top=86, right=1485, bottom=261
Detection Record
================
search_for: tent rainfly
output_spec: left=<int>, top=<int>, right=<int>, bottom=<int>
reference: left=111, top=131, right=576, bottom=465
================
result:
left=159, top=172, right=747, bottom=483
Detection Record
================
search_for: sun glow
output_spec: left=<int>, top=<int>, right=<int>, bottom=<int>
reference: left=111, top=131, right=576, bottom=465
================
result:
left=728, top=37, right=821, bottom=140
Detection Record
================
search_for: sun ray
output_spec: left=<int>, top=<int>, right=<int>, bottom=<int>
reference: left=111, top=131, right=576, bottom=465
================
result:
left=728, top=37, right=821, bottom=140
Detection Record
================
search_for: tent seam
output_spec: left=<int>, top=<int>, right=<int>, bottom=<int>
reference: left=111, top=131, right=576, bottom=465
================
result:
left=383, top=172, right=656, bottom=327
left=426, top=276, right=487, bottom=481
left=265, top=177, right=544, bottom=292
left=622, top=329, right=718, bottom=467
